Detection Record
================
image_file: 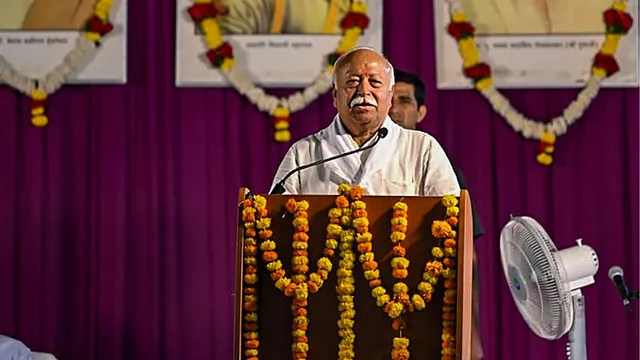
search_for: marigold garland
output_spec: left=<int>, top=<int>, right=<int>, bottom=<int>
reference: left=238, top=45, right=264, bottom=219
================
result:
left=446, top=0, right=633, bottom=165
left=253, top=195, right=342, bottom=359
left=260, top=198, right=335, bottom=297
left=433, top=195, right=461, bottom=360
left=335, top=184, right=446, bottom=360
left=240, top=197, right=261, bottom=360
left=187, top=0, right=370, bottom=142
left=334, top=184, right=357, bottom=359
left=15, top=0, right=114, bottom=127
left=285, top=199, right=312, bottom=359
left=243, top=190, right=463, bottom=359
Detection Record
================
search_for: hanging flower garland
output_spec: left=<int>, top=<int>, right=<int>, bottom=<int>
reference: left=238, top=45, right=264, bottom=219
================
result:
left=254, top=195, right=343, bottom=359
left=240, top=197, right=261, bottom=360
left=432, top=195, right=460, bottom=360
left=446, top=0, right=634, bottom=165
left=336, top=184, right=445, bottom=360
left=0, top=0, right=115, bottom=127
left=260, top=198, right=335, bottom=296
left=285, top=199, right=312, bottom=359
left=334, top=184, right=357, bottom=360
left=187, top=0, right=370, bottom=142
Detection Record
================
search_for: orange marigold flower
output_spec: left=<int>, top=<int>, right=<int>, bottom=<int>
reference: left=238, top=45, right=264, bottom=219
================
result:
left=270, top=269, right=285, bottom=281
left=363, top=260, right=378, bottom=270
left=262, top=251, right=277, bottom=262
left=284, top=283, right=297, bottom=297
left=393, top=209, right=407, bottom=218
left=357, top=242, right=372, bottom=252
left=444, top=279, right=457, bottom=289
left=349, top=186, right=365, bottom=200
left=293, top=232, right=309, bottom=242
left=444, top=239, right=456, bottom=248
left=307, top=281, right=319, bottom=293
left=392, top=245, right=406, bottom=257
left=392, top=268, right=408, bottom=279
left=335, top=195, right=349, bottom=208
left=285, top=198, right=298, bottom=213
left=443, top=258, right=457, bottom=268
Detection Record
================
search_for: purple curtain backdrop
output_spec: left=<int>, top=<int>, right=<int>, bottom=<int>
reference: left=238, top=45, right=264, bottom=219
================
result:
left=0, top=0, right=638, bottom=359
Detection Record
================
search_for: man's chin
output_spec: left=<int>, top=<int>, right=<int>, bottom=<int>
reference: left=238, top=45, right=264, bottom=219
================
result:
left=350, top=111, right=377, bottom=122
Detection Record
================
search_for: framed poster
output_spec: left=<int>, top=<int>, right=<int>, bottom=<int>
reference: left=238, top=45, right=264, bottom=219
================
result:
left=0, top=0, right=127, bottom=84
left=434, top=0, right=639, bottom=89
left=175, top=0, right=384, bottom=87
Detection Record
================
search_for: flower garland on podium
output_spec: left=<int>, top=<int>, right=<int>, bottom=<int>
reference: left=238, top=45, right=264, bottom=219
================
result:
left=248, top=195, right=345, bottom=360
left=446, top=0, right=634, bottom=165
left=0, top=0, right=114, bottom=127
left=338, top=184, right=448, bottom=360
left=187, top=0, right=370, bottom=142
left=434, top=195, right=460, bottom=360
left=240, top=197, right=261, bottom=360
left=334, top=184, right=357, bottom=359
left=241, top=189, right=462, bottom=359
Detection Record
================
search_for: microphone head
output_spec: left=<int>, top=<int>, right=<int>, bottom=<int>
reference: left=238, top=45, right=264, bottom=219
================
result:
left=608, top=265, right=623, bottom=280
left=378, top=127, right=389, bottom=138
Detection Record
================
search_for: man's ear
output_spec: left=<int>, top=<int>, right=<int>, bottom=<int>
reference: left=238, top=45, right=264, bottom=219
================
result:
left=417, top=105, right=427, bottom=123
left=332, top=88, right=338, bottom=108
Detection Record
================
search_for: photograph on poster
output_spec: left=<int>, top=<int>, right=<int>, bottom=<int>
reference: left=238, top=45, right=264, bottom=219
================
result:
left=0, top=0, right=127, bottom=83
left=461, top=0, right=614, bottom=34
left=0, top=0, right=97, bottom=30
left=175, top=0, right=384, bottom=87
left=216, top=0, right=357, bottom=34
left=435, top=0, right=639, bottom=89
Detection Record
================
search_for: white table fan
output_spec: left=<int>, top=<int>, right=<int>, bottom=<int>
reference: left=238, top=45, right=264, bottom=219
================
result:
left=499, top=216, right=600, bottom=359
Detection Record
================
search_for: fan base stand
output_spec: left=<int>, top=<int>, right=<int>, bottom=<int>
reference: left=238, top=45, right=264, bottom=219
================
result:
left=566, top=290, right=587, bottom=360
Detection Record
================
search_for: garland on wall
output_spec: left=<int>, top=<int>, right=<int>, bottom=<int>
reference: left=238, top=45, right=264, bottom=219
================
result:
left=0, top=0, right=115, bottom=127
left=447, top=0, right=634, bottom=165
left=187, top=0, right=370, bottom=142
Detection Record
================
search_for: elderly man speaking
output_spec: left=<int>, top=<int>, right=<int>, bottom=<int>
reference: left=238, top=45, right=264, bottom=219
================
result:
left=270, top=47, right=460, bottom=196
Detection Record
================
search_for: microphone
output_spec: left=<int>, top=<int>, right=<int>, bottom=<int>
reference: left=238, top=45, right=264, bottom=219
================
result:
left=269, top=127, right=389, bottom=195
left=608, top=266, right=631, bottom=307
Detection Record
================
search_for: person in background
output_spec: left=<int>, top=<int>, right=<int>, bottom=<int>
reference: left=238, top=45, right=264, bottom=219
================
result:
left=389, top=69, right=485, bottom=359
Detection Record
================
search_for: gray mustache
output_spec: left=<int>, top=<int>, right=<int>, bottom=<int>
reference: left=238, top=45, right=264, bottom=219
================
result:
left=350, top=95, right=378, bottom=108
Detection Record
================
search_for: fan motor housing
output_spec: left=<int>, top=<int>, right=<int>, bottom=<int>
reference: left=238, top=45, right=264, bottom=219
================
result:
left=553, top=244, right=599, bottom=291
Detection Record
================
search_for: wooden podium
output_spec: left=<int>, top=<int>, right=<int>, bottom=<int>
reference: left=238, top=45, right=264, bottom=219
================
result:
left=233, top=189, right=474, bottom=359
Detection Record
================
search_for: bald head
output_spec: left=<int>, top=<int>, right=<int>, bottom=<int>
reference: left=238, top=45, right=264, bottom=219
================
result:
left=332, top=47, right=395, bottom=90
left=331, top=47, right=395, bottom=144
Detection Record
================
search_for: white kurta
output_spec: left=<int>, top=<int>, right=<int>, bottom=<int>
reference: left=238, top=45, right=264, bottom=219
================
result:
left=270, top=116, right=461, bottom=196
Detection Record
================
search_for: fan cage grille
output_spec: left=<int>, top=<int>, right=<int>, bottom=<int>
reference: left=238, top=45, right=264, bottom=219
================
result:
left=500, top=216, right=573, bottom=339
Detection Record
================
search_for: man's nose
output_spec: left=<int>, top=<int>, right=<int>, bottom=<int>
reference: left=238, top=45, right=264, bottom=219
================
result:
left=356, top=80, right=372, bottom=94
